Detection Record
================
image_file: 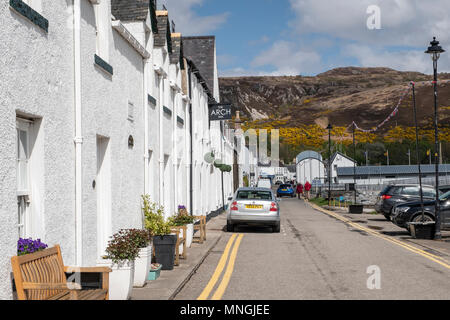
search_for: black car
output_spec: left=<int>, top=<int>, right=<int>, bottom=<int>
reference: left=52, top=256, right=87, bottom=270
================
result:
left=391, top=191, right=450, bottom=230
left=374, top=184, right=436, bottom=220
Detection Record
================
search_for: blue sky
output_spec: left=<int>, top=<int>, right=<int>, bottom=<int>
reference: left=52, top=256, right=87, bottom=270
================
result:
left=161, top=0, right=450, bottom=77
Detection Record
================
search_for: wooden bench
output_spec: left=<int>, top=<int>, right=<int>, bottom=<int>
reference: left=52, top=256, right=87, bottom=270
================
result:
left=170, top=225, right=187, bottom=266
left=192, top=215, right=206, bottom=244
left=11, top=245, right=111, bottom=300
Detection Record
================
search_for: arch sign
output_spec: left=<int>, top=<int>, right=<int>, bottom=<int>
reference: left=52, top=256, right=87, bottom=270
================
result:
left=209, top=103, right=232, bottom=121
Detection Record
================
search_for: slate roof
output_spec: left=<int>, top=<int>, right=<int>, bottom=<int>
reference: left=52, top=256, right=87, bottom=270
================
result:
left=337, top=164, right=450, bottom=176
left=182, top=36, right=216, bottom=97
left=111, top=0, right=150, bottom=21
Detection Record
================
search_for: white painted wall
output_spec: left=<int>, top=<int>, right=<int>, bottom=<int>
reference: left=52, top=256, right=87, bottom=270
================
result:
left=0, top=0, right=230, bottom=299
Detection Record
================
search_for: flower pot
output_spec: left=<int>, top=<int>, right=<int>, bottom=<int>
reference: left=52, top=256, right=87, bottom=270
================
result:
left=133, top=246, right=152, bottom=287
left=147, top=263, right=162, bottom=280
left=186, top=223, right=194, bottom=248
left=98, top=259, right=134, bottom=300
left=408, top=221, right=435, bottom=240
left=349, top=205, right=363, bottom=214
left=153, top=234, right=177, bottom=270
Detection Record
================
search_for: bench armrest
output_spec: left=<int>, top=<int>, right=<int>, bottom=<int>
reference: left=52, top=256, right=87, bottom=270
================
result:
left=22, top=282, right=82, bottom=290
left=64, top=266, right=112, bottom=273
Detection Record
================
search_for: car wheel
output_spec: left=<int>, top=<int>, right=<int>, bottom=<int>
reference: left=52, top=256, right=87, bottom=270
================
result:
left=272, top=223, right=280, bottom=233
left=383, top=214, right=390, bottom=221
left=226, top=222, right=234, bottom=232
left=412, top=214, right=434, bottom=223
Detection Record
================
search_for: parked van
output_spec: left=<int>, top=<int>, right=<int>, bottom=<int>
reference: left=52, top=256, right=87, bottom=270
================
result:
left=257, top=179, right=272, bottom=189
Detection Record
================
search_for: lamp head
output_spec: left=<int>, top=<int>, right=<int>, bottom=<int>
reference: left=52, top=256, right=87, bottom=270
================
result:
left=425, top=37, right=445, bottom=62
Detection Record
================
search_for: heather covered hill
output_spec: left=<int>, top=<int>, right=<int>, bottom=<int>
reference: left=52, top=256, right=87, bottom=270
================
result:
left=219, top=67, right=450, bottom=132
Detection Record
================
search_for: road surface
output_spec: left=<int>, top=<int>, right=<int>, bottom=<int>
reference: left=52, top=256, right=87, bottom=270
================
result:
left=175, top=198, right=450, bottom=300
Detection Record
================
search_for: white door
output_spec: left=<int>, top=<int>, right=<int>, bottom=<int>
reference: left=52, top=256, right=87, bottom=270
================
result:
left=17, top=119, right=30, bottom=238
left=96, top=136, right=111, bottom=259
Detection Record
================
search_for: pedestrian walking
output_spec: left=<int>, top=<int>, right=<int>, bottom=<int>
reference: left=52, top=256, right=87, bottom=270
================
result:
left=304, top=181, right=312, bottom=200
left=296, top=183, right=303, bottom=199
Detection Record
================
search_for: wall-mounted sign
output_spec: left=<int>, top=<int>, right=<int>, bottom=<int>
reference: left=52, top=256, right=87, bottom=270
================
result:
left=209, top=104, right=232, bottom=121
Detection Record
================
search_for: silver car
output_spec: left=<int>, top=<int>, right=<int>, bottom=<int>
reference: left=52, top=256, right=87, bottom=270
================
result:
left=226, top=187, right=280, bottom=233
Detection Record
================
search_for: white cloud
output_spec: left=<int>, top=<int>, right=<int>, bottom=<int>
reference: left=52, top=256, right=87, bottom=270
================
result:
left=159, top=0, right=229, bottom=35
left=250, top=41, right=322, bottom=76
left=288, top=0, right=450, bottom=47
left=343, top=45, right=450, bottom=74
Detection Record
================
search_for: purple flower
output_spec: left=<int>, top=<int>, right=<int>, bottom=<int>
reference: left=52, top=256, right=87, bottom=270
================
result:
left=17, top=238, right=48, bottom=256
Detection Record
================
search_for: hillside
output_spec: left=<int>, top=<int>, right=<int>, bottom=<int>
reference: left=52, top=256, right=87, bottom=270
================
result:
left=219, top=67, right=450, bottom=132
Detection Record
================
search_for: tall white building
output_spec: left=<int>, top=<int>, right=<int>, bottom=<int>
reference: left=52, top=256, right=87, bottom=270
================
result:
left=0, top=0, right=235, bottom=299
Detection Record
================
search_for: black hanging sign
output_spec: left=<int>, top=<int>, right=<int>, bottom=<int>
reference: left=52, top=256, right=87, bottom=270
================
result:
left=209, top=104, right=232, bottom=121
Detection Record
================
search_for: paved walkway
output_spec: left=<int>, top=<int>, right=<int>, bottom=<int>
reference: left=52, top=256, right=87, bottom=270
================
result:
left=130, top=211, right=226, bottom=300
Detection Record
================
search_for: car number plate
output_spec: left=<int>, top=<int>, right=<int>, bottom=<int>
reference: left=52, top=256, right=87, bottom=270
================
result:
left=281, top=189, right=287, bottom=191
left=245, top=205, right=263, bottom=209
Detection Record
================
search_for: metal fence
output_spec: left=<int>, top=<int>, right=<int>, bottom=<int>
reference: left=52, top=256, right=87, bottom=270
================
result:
left=384, top=176, right=450, bottom=187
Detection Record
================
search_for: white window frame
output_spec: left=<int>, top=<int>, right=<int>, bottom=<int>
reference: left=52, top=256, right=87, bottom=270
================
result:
left=94, top=0, right=110, bottom=62
left=16, top=118, right=32, bottom=238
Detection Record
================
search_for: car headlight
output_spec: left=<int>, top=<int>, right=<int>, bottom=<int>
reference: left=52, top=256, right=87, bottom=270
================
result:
left=397, top=207, right=410, bottom=213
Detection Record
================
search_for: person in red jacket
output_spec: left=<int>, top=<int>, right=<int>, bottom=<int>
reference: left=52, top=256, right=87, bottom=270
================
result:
left=304, top=181, right=312, bottom=200
left=296, top=183, right=303, bottom=199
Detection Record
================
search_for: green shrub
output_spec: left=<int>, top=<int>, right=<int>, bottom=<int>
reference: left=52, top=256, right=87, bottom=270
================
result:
left=142, top=195, right=171, bottom=236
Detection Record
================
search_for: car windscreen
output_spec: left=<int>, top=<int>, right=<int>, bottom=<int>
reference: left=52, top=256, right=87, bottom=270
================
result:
left=280, top=185, right=291, bottom=189
left=236, top=190, right=273, bottom=200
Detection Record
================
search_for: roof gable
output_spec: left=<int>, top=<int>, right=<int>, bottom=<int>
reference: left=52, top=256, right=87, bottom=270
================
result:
left=330, top=151, right=355, bottom=165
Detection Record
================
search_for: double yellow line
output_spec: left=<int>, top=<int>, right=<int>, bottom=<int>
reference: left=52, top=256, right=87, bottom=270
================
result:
left=197, top=233, right=244, bottom=300
left=308, top=202, right=450, bottom=270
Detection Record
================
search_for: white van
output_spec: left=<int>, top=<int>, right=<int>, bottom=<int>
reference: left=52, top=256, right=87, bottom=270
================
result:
left=257, top=179, right=272, bottom=189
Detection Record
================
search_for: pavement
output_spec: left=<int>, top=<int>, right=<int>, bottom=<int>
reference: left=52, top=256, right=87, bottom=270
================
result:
left=130, top=210, right=227, bottom=300
left=321, top=203, right=450, bottom=257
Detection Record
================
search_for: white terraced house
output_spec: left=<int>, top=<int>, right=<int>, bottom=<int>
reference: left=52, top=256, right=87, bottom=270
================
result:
left=0, top=0, right=242, bottom=299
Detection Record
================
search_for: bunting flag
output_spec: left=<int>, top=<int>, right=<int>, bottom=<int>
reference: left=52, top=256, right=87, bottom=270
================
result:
left=347, top=79, right=450, bottom=134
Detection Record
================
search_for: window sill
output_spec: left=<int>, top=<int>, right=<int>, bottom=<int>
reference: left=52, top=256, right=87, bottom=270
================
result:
left=10, top=0, right=49, bottom=33
left=94, top=54, right=113, bottom=75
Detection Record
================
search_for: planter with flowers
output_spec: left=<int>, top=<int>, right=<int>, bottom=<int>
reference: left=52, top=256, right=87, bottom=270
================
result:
left=143, top=195, right=177, bottom=271
left=99, top=229, right=140, bottom=300
left=170, top=210, right=195, bottom=249
left=128, top=229, right=152, bottom=288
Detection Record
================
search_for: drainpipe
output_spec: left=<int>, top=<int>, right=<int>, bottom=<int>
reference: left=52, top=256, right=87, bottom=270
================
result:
left=143, top=58, right=149, bottom=222
left=188, top=67, right=193, bottom=216
left=73, top=0, right=82, bottom=266
left=159, top=75, right=164, bottom=209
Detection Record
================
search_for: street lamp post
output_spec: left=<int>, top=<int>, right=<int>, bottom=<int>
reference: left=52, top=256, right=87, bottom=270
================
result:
left=327, top=124, right=333, bottom=206
left=425, top=37, right=445, bottom=240
left=352, top=123, right=357, bottom=205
